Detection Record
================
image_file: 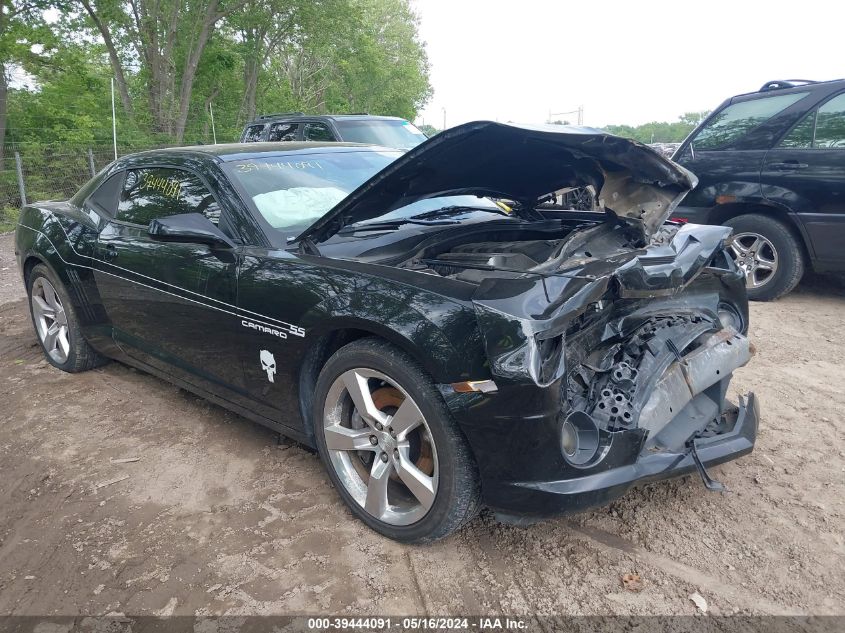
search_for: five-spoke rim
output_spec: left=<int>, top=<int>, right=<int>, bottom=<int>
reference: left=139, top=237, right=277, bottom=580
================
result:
left=728, top=232, right=779, bottom=289
left=323, top=368, right=439, bottom=526
left=31, top=277, right=70, bottom=364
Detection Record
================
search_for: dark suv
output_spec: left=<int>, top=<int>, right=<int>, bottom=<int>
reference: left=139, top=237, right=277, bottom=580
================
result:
left=239, top=113, right=428, bottom=151
left=672, top=79, right=845, bottom=300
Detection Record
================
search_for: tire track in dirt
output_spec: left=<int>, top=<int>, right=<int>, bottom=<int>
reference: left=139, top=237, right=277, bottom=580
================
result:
left=568, top=524, right=807, bottom=616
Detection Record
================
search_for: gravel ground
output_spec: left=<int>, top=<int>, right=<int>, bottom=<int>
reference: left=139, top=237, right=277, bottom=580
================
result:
left=0, top=232, right=843, bottom=620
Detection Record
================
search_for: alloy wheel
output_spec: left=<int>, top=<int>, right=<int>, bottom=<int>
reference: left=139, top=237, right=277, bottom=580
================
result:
left=31, top=277, right=71, bottom=364
left=728, top=232, right=779, bottom=289
left=322, top=368, right=439, bottom=526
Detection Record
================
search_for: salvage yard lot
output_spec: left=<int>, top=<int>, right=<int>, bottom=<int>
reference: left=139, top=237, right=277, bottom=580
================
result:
left=0, top=233, right=843, bottom=617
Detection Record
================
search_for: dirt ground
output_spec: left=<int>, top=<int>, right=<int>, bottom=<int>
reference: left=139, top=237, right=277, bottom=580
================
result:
left=0, top=231, right=843, bottom=619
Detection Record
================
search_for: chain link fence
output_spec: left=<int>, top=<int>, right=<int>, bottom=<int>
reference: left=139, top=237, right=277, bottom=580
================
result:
left=0, top=144, right=173, bottom=214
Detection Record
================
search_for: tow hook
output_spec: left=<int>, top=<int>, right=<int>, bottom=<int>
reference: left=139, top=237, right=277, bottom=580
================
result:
left=687, top=438, right=726, bottom=492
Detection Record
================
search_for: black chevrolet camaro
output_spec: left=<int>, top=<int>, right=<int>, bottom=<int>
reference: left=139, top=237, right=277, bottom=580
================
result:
left=14, top=122, right=759, bottom=542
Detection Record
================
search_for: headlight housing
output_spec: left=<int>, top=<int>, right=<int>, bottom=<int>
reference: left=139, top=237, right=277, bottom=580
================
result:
left=530, top=332, right=566, bottom=387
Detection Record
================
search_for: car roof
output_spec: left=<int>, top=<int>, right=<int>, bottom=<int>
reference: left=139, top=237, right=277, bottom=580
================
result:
left=123, top=142, right=396, bottom=163
left=728, top=77, right=845, bottom=104
left=245, top=113, right=406, bottom=125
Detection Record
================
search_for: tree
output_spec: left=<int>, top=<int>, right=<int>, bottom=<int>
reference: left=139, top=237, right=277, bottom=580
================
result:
left=76, top=0, right=134, bottom=119
left=5, top=0, right=433, bottom=152
left=680, top=111, right=711, bottom=127
left=71, top=0, right=249, bottom=142
left=603, top=111, right=711, bottom=144
left=417, top=123, right=437, bottom=137
left=0, top=0, right=51, bottom=160
left=310, top=0, right=430, bottom=119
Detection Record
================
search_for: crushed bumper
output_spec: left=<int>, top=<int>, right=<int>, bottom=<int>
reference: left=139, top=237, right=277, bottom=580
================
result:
left=491, top=392, right=759, bottom=521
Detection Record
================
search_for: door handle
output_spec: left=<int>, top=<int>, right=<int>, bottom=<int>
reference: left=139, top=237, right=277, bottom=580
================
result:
left=769, top=161, right=809, bottom=170
left=101, top=244, right=119, bottom=260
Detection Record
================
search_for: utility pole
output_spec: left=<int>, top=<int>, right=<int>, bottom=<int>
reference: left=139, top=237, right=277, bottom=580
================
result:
left=209, top=103, right=218, bottom=144
left=111, top=78, right=118, bottom=160
left=442, top=107, right=446, bottom=130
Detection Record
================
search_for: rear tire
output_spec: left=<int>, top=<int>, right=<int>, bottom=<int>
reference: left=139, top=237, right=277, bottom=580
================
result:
left=27, top=263, right=105, bottom=372
left=312, top=338, right=480, bottom=542
left=724, top=214, right=804, bottom=301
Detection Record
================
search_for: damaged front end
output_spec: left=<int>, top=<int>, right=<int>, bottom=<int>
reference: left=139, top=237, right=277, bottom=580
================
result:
left=304, top=120, right=759, bottom=517
left=456, top=222, right=759, bottom=519
left=563, top=317, right=750, bottom=469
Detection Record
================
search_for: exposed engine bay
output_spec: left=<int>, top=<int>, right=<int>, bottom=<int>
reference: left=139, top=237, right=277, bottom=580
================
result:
left=399, top=220, right=646, bottom=284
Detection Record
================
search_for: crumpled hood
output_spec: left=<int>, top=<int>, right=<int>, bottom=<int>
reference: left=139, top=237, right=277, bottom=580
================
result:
left=297, top=120, right=698, bottom=243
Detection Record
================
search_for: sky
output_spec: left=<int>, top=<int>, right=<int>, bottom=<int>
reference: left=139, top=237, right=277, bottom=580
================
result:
left=412, top=0, right=845, bottom=129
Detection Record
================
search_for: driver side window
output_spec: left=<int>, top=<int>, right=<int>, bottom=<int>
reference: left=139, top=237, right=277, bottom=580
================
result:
left=116, top=168, right=222, bottom=226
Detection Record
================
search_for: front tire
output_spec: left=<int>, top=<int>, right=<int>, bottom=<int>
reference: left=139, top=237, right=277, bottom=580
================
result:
left=313, top=338, right=480, bottom=542
left=724, top=214, right=805, bottom=301
left=27, top=263, right=105, bottom=372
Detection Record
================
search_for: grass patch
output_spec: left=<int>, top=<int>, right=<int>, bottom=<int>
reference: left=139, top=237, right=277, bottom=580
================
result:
left=0, top=206, right=19, bottom=233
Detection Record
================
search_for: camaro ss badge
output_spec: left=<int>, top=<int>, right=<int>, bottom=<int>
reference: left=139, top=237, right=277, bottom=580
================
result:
left=241, top=318, right=305, bottom=340
left=260, top=350, right=276, bottom=383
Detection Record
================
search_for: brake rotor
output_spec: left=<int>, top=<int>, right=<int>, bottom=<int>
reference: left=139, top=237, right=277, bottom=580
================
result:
left=372, top=386, right=435, bottom=477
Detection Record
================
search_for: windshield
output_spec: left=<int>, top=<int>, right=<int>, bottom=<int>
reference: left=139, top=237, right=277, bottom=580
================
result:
left=224, top=150, right=400, bottom=232
left=335, top=119, right=427, bottom=150
left=691, top=92, right=809, bottom=150
left=225, top=151, right=505, bottom=238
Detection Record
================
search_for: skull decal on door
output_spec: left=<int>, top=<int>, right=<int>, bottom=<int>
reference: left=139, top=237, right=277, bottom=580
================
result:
left=260, top=349, right=276, bottom=383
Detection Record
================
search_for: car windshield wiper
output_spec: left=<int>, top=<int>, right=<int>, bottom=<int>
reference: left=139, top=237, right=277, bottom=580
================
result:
left=409, top=205, right=511, bottom=221
left=338, top=205, right=513, bottom=236
left=338, top=217, right=459, bottom=235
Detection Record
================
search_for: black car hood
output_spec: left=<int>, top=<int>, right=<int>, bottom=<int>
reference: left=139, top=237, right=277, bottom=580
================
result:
left=297, top=120, right=698, bottom=243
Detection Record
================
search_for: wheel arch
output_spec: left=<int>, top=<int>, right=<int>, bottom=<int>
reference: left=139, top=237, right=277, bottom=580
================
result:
left=709, top=201, right=812, bottom=262
left=296, top=322, right=454, bottom=445
left=21, top=253, right=80, bottom=302
left=23, top=253, right=46, bottom=285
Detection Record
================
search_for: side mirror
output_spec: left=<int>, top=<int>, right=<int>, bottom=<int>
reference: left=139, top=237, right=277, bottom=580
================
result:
left=148, top=213, right=235, bottom=250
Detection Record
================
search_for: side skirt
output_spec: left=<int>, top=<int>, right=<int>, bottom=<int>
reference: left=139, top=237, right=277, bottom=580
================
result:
left=113, top=354, right=315, bottom=448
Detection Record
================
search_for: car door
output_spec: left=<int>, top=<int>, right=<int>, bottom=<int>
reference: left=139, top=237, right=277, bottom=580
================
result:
left=761, top=92, right=845, bottom=269
left=674, top=91, right=813, bottom=219
left=90, top=165, right=245, bottom=391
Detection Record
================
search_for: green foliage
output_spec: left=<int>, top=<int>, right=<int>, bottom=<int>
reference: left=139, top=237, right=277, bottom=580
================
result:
left=417, top=124, right=438, bottom=137
left=0, top=206, right=18, bottom=233
left=603, top=111, right=710, bottom=144
left=0, top=0, right=432, bottom=205
left=3, top=0, right=432, bottom=149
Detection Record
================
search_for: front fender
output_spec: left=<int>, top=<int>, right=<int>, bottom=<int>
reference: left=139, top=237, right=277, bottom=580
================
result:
left=300, top=288, right=487, bottom=384
left=683, top=179, right=763, bottom=210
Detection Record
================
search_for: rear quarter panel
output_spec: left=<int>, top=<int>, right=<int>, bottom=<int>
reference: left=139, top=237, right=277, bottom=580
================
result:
left=16, top=203, right=116, bottom=352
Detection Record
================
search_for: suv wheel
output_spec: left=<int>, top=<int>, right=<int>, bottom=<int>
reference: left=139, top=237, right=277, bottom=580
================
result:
left=313, top=338, right=480, bottom=542
left=27, top=264, right=105, bottom=372
left=724, top=214, right=804, bottom=301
